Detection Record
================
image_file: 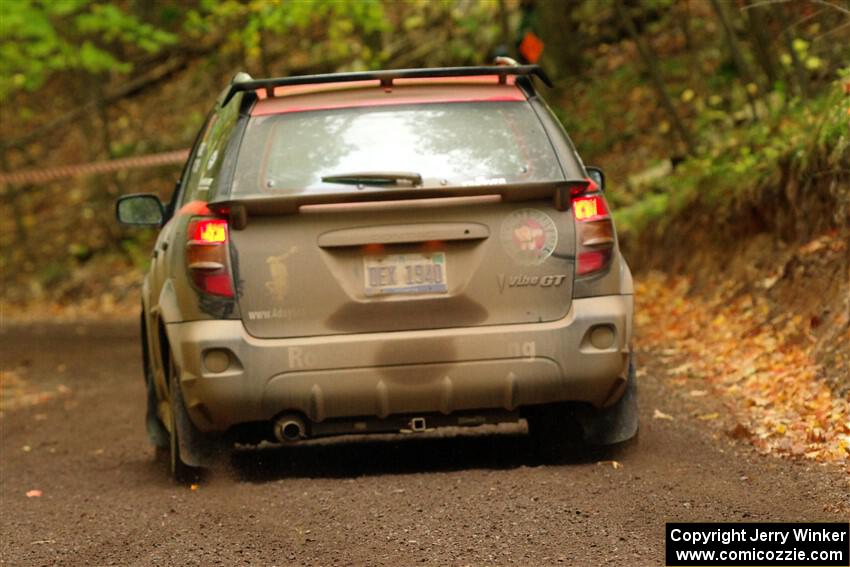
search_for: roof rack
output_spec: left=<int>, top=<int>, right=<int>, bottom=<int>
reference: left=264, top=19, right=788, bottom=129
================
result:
left=219, top=65, right=552, bottom=107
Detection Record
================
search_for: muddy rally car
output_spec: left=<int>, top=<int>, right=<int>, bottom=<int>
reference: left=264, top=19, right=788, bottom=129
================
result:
left=117, top=65, right=637, bottom=480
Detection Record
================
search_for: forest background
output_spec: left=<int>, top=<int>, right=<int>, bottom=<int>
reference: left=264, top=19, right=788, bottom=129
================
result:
left=1, top=0, right=849, bottom=463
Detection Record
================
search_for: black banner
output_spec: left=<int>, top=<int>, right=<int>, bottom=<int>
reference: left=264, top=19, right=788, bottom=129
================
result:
left=666, top=523, right=849, bottom=566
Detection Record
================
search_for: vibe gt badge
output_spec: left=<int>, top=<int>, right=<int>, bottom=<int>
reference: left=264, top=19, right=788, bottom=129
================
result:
left=497, top=273, right=568, bottom=292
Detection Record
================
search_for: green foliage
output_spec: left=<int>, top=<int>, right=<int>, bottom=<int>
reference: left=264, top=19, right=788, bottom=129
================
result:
left=614, top=71, right=850, bottom=237
left=177, top=0, right=503, bottom=75
left=0, top=0, right=176, bottom=99
left=184, top=0, right=389, bottom=70
left=38, top=260, right=68, bottom=287
left=120, top=236, right=153, bottom=271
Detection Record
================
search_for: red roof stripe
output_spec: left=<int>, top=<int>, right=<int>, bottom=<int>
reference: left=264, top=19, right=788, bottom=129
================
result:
left=251, top=80, right=527, bottom=116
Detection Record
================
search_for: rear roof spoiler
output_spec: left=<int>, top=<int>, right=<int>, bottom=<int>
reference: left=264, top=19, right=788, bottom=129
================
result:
left=209, top=179, right=589, bottom=229
left=219, top=65, right=553, bottom=107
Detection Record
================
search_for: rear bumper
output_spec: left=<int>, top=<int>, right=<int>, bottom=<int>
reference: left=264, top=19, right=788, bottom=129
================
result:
left=166, top=294, right=633, bottom=432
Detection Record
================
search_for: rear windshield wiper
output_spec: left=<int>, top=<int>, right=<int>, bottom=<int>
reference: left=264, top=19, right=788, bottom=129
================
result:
left=321, top=171, right=423, bottom=187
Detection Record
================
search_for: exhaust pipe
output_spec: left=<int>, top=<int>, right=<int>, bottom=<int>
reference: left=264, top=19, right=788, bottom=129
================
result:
left=274, top=415, right=306, bottom=443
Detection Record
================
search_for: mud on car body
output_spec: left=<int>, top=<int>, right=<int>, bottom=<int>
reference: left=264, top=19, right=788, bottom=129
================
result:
left=116, top=65, right=637, bottom=480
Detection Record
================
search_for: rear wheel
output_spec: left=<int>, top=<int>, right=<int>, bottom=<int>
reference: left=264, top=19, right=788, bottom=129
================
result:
left=141, top=313, right=168, bottom=451
left=526, top=354, right=639, bottom=456
left=167, top=356, right=204, bottom=483
left=576, top=355, right=639, bottom=448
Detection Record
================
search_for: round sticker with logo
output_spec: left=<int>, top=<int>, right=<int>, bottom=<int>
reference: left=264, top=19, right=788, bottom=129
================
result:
left=500, top=208, right=559, bottom=265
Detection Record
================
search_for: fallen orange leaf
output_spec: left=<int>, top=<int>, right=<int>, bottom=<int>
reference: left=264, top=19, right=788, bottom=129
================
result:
left=653, top=409, right=675, bottom=421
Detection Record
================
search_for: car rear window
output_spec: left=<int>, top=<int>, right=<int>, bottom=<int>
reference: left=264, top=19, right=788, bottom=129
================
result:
left=230, top=101, right=564, bottom=196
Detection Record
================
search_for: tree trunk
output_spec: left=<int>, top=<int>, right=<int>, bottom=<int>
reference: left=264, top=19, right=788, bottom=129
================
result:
left=497, top=0, right=514, bottom=58
left=708, top=0, right=761, bottom=118
left=817, top=7, right=843, bottom=73
left=259, top=29, right=272, bottom=77
left=676, top=0, right=705, bottom=94
left=536, top=1, right=586, bottom=78
left=775, top=3, right=811, bottom=99
left=613, top=0, right=697, bottom=155
left=745, top=1, right=780, bottom=88
left=677, top=0, right=694, bottom=53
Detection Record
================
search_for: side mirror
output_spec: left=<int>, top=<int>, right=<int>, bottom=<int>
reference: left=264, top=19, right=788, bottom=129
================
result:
left=116, top=194, right=165, bottom=227
left=586, top=166, right=605, bottom=191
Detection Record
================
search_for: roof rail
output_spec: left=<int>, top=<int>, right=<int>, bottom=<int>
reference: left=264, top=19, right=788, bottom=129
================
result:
left=219, top=65, right=552, bottom=107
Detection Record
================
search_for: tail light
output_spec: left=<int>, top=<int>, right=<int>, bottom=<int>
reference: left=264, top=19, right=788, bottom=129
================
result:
left=186, top=218, right=234, bottom=297
left=573, top=192, right=614, bottom=276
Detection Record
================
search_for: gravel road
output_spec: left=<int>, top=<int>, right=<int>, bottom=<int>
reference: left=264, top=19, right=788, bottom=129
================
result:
left=1, top=321, right=847, bottom=566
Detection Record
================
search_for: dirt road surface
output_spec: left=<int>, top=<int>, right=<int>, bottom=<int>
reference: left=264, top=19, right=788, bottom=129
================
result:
left=1, top=321, right=847, bottom=566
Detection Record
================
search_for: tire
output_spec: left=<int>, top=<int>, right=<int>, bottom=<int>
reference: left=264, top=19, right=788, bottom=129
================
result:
left=141, top=313, right=168, bottom=450
left=167, top=356, right=204, bottom=483
left=526, top=354, right=639, bottom=455
left=575, top=355, right=639, bottom=447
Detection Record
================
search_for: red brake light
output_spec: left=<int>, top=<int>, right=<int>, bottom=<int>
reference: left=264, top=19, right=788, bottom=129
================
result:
left=573, top=193, right=614, bottom=277
left=195, top=271, right=234, bottom=297
left=572, top=195, right=608, bottom=222
left=577, top=249, right=612, bottom=275
left=192, top=219, right=228, bottom=243
left=186, top=218, right=234, bottom=297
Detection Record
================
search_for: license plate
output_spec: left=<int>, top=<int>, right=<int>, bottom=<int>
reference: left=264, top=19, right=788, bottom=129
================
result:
left=364, top=252, right=448, bottom=296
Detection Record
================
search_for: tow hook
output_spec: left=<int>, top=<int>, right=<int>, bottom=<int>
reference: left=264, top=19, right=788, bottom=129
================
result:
left=409, top=417, right=427, bottom=432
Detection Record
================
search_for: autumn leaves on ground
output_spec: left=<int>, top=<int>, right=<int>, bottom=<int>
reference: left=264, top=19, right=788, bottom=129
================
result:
left=634, top=231, right=850, bottom=469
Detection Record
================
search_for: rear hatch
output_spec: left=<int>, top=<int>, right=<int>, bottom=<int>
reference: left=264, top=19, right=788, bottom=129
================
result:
left=222, top=194, right=575, bottom=338
left=220, top=94, right=578, bottom=339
